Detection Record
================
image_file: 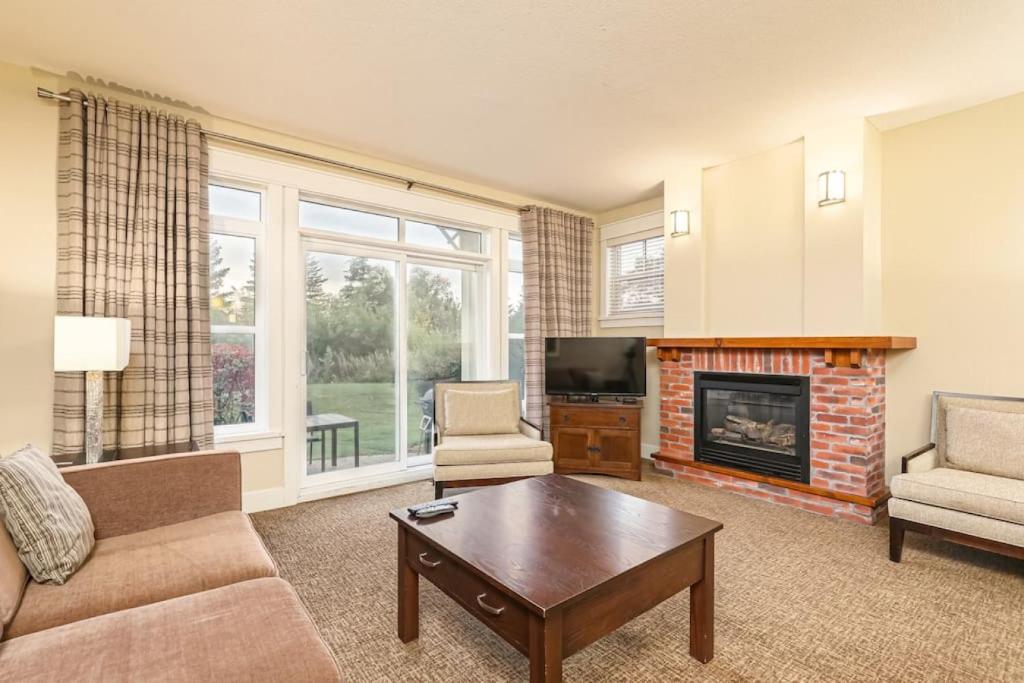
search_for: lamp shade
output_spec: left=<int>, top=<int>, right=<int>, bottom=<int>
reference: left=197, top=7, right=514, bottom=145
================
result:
left=53, top=316, right=132, bottom=371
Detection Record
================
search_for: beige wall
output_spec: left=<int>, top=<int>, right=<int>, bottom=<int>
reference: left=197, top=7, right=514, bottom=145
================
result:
left=593, top=198, right=664, bottom=453
left=882, top=90, right=1024, bottom=474
left=0, top=63, right=57, bottom=456
left=0, top=61, right=585, bottom=495
left=703, top=141, right=804, bottom=335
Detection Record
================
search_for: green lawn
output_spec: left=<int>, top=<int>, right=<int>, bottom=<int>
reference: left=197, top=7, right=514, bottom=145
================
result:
left=307, top=382, right=431, bottom=459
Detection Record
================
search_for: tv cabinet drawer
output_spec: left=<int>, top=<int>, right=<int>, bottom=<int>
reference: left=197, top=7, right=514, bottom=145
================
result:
left=552, top=407, right=639, bottom=430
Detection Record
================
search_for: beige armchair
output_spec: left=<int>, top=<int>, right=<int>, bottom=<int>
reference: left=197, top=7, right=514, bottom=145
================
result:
left=889, top=392, right=1024, bottom=563
left=432, top=380, right=553, bottom=498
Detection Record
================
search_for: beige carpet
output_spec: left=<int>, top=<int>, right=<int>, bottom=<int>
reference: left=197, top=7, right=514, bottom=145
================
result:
left=252, top=466, right=1024, bottom=681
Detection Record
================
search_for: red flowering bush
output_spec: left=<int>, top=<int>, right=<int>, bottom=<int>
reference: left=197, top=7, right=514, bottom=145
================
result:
left=213, top=342, right=255, bottom=425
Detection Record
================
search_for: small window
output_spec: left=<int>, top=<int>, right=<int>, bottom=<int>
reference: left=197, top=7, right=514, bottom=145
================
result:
left=507, top=235, right=525, bottom=401
left=299, top=200, right=398, bottom=241
left=406, top=220, right=483, bottom=253
left=605, top=232, right=664, bottom=318
left=210, top=185, right=261, bottom=221
left=210, top=233, right=257, bottom=427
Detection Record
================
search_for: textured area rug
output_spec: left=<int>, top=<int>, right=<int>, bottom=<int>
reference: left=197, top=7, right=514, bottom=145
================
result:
left=252, top=467, right=1024, bottom=681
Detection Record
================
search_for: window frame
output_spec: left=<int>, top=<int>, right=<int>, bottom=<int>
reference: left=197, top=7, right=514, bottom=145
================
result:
left=209, top=179, right=271, bottom=441
left=599, top=212, right=665, bottom=328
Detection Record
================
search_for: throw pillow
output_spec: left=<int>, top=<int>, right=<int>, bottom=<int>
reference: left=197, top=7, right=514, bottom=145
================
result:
left=0, top=445, right=95, bottom=584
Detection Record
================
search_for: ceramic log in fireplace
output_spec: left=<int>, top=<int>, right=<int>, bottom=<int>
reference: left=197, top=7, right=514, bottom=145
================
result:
left=694, top=372, right=810, bottom=483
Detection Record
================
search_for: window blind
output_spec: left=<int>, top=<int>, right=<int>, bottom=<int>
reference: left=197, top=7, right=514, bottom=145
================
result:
left=606, top=235, right=665, bottom=316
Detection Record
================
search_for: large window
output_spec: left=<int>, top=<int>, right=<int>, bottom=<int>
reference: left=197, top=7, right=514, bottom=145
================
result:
left=299, top=198, right=488, bottom=480
left=209, top=184, right=264, bottom=433
left=603, top=228, right=664, bottom=324
left=209, top=147, right=518, bottom=499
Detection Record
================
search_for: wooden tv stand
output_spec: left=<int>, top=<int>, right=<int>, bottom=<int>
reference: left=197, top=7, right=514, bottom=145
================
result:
left=549, top=401, right=642, bottom=481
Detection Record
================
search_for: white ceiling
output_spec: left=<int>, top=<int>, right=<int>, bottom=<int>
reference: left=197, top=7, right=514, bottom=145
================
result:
left=3, top=1, right=1024, bottom=212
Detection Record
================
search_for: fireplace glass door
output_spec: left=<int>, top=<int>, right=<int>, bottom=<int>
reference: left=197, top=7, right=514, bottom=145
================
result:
left=703, top=389, right=798, bottom=456
left=694, top=372, right=810, bottom=483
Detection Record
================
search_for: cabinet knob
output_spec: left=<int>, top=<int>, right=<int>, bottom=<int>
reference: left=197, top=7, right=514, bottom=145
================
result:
left=562, top=414, right=570, bottom=422
left=618, top=416, right=626, bottom=424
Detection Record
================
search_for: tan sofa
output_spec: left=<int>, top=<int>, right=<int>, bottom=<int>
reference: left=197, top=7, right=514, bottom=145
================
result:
left=0, top=450, right=340, bottom=681
left=889, top=392, right=1024, bottom=563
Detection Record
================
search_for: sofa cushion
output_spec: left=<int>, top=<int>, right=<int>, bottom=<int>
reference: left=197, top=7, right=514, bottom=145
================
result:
left=945, top=405, right=1024, bottom=480
left=0, top=577, right=340, bottom=682
left=0, top=445, right=95, bottom=585
left=890, top=467, right=1024, bottom=525
left=434, top=433, right=553, bottom=466
left=444, top=385, right=520, bottom=436
left=3, top=511, right=277, bottom=640
left=0, top=520, right=28, bottom=639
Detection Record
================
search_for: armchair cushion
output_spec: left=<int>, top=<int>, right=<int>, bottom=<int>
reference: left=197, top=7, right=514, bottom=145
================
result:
left=888, top=498, right=1024, bottom=548
left=890, top=467, right=1024, bottom=525
left=434, top=433, right=553, bottom=467
left=945, top=406, right=1024, bottom=480
left=443, top=385, right=520, bottom=436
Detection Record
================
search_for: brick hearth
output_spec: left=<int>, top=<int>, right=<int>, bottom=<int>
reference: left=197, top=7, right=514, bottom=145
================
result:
left=654, top=348, right=887, bottom=524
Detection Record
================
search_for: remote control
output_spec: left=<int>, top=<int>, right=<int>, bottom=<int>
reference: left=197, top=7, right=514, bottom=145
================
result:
left=407, top=498, right=459, bottom=515
left=414, top=503, right=456, bottom=519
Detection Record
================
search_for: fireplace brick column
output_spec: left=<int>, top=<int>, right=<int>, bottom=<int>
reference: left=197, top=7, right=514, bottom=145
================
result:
left=655, top=348, right=887, bottom=524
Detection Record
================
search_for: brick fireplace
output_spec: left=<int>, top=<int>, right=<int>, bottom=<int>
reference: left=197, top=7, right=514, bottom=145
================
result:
left=650, top=337, right=915, bottom=524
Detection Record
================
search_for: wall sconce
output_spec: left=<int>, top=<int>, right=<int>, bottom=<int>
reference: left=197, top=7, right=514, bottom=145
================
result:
left=817, top=170, right=846, bottom=206
left=671, top=209, right=691, bottom=237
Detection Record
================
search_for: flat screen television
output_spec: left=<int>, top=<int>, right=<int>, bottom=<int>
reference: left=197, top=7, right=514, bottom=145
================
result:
left=544, top=337, right=646, bottom=398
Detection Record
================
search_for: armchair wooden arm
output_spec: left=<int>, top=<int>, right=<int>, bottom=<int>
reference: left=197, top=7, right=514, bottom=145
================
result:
left=901, top=443, right=937, bottom=474
left=519, top=417, right=543, bottom=440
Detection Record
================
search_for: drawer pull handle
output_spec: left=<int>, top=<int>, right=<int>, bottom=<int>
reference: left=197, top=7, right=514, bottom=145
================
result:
left=476, top=594, right=505, bottom=616
left=618, top=416, right=626, bottom=423
left=418, top=552, right=442, bottom=568
left=562, top=414, right=569, bottom=422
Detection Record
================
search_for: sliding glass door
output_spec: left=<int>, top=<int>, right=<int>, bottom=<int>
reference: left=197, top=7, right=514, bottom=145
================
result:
left=304, top=247, right=400, bottom=479
left=302, top=239, right=486, bottom=483
left=406, top=262, right=481, bottom=466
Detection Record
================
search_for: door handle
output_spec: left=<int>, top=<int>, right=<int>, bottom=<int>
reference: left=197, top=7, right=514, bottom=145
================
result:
left=476, top=594, right=505, bottom=616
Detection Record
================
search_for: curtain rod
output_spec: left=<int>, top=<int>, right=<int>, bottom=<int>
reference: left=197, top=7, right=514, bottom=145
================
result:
left=37, top=87, right=529, bottom=213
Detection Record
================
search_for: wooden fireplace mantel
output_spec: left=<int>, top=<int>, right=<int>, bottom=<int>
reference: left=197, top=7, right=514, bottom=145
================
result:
left=648, top=336, right=917, bottom=368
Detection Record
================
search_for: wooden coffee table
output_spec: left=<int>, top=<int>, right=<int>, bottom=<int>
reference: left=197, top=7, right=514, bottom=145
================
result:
left=390, top=474, right=722, bottom=681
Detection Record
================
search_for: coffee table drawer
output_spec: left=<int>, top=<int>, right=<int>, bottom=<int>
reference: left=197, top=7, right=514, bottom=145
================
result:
left=407, top=532, right=529, bottom=653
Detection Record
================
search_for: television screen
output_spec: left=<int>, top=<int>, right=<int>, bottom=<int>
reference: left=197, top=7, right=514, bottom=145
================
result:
left=544, top=337, right=646, bottom=397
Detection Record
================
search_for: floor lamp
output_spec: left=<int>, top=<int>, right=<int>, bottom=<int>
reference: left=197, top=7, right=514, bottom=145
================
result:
left=53, top=316, right=131, bottom=464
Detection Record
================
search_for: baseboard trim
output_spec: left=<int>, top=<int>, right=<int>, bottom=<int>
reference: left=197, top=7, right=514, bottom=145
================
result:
left=299, top=467, right=433, bottom=503
left=243, top=486, right=287, bottom=513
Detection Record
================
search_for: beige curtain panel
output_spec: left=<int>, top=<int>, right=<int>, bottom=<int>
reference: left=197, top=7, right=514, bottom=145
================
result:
left=521, top=206, right=594, bottom=427
left=52, top=90, right=214, bottom=455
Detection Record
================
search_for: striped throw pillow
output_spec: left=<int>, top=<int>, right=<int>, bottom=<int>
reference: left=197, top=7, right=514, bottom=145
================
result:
left=0, top=446, right=95, bottom=584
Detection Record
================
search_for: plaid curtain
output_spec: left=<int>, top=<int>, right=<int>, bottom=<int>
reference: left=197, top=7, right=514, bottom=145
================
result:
left=521, top=206, right=594, bottom=428
left=52, top=90, right=213, bottom=455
